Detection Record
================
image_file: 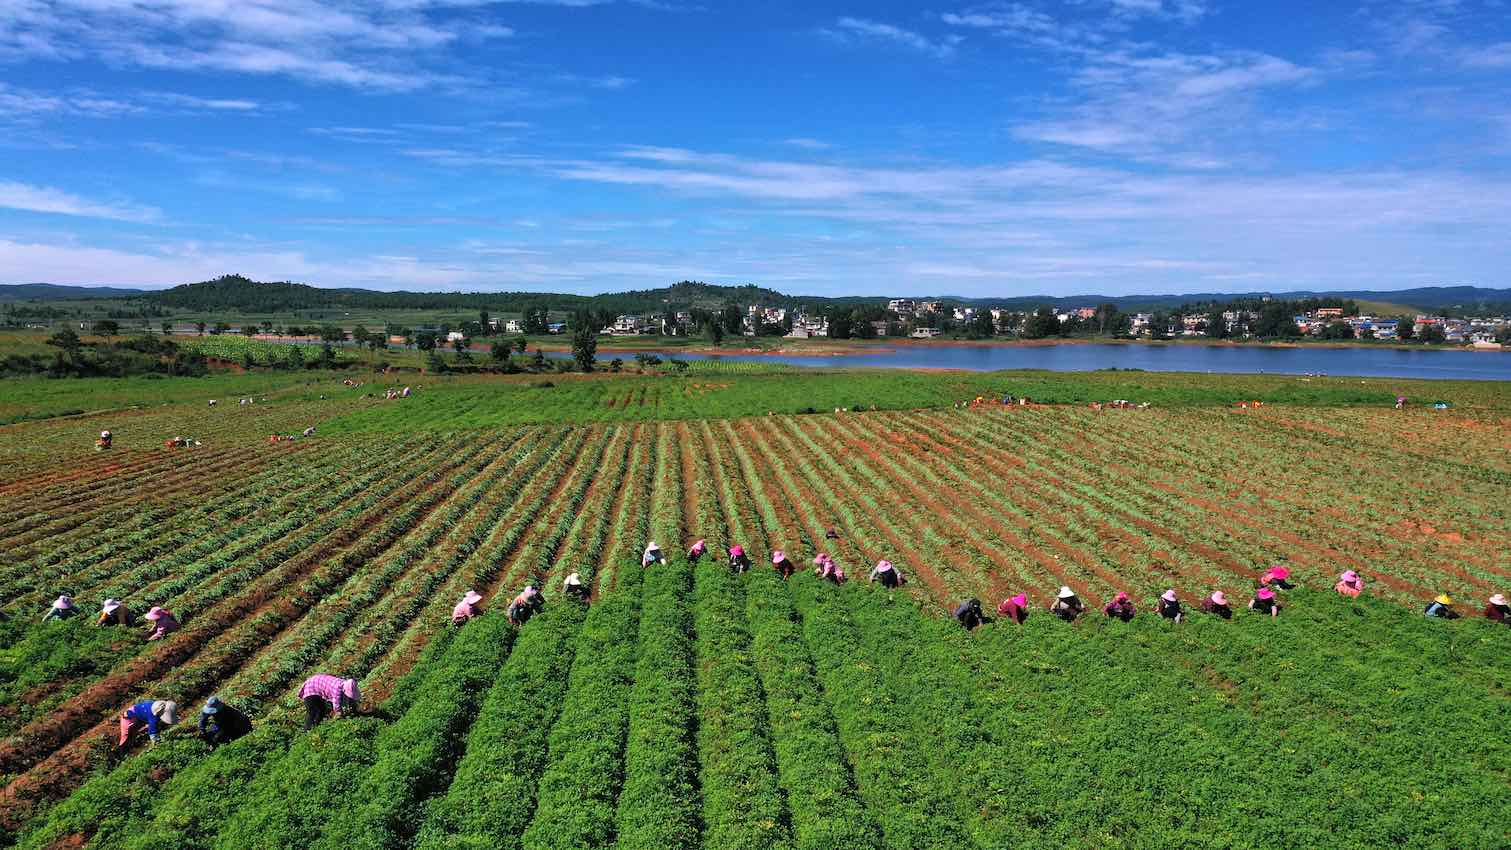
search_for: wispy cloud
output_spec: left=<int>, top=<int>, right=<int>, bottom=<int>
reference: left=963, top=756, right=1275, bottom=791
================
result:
left=783, top=138, right=832, bottom=150
left=0, top=180, right=160, bottom=222
left=824, top=17, right=962, bottom=60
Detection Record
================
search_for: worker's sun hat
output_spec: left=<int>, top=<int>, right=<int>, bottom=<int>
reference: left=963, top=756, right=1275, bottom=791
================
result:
left=1435, top=593, right=1452, bottom=605
left=1268, top=566, right=1290, bottom=580
left=876, top=559, right=893, bottom=570
left=1490, top=594, right=1508, bottom=607
left=1340, top=570, right=1359, bottom=583
left=342, top=679, right=361, bottom=703
left=462, top=590, right=482, bottom=606
left=202, top=695, right=222, bottom=715
left=1113, top=591, right=1129, bottom=602
left=1256, top=588, right=1276, bottom=600
left=145, top=607, right=167, bottom=621
left=1011, top=593, right=1027, bottom=607
left=771, top=550, right=786, bottom=564
left=645, top=541, right=659, bottom=552
left=1161, top=589, right=1178, bottom=602
left=151, top=700, right=179, bottom=725
left=101, top=599, right=121, bottom=613
left=53, top=595, right=74, bottom=608
left=1057, top=586, right=1076, bottom=599
left=731, top=544, right=744, bottom=556
left=1211, top=591, right=1228, bottom=606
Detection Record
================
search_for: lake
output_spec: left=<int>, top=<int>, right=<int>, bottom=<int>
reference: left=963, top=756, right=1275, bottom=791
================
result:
left=642, top=342, right=1511, bottom=380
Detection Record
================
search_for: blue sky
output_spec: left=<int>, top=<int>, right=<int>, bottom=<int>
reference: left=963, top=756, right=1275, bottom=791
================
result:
left=2, top=0, right=1509, bottom=295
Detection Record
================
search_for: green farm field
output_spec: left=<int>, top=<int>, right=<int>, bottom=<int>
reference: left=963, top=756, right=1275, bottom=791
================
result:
left=1, top=366, right=1508, bottom=849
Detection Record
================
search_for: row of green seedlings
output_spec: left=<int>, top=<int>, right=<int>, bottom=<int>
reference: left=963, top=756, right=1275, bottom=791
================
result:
left=0, top=437, right=505, bottom=830
left=0, top=440, right=431, bottom=735
left=613, top=424, right=700, bottom=850
left=518, top=428, right=657, bottom=849
left=75, top=431, right=577, bottom=850
left=411, top=428, right=634, bottom=850
left=700, top=421, right=886, bottom=850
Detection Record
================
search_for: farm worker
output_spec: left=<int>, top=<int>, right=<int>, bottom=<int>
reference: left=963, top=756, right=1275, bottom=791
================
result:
left=1103, top=592, right=1136, bottom=622
left=563, top=571, right=589, bottom=601
left=869, top=559, right=902, bottom=589
left=1157, top=589, right=1185, bottom=623
left=954, top=598, right=986, bottom=631
left=300, top=674, right=360, bottom=730
left=1423, top=594, right=1459, bottom=619
left=508, top=585, right=544, bottom=626
left=997, top=594, right=1029, bottom=624
left=97, top=599, right=135, bottom=627
left=198, top=696, right=252, bottom=748
left=302, top=426, right=316, bottom=438
left=401, top=386, right=411, bottom=398
left=452, top=590, right=484, bottom=625
left=1257, top=565, right=1295, bottom=590
left=729, top=545, right=751, bottom=574
left=813, top=554, right=843, bottom=584
left=687, top=539, right=707, bottom=563
left=1201, top=591, right=1233, bottom=620
left=1249, top=588, right=1281, bottom=618
left=42, top=595, right=80, bottom=622
left=118, top=700, right=179, bottom=747
left=642, top=541, right=664, bottom=567
left=825, top=527, right=840, bottom=540
left=1395, top=396, right=1406, bottom=409
left=1050, top=587, right=1085, bottom=622
left=97, top=430, right=112, bottom=449
left=772, top=550, right=796, bottom=580
left=1484, top=594, right=1510, bottom=624
left=1334, top=571, right=1363, bottom=598
left=144, top=607, right=180, bottom=641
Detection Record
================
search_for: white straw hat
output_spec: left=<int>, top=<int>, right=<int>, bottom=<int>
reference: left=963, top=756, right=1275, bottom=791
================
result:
left=1057, top=586, right=1076, bottom=599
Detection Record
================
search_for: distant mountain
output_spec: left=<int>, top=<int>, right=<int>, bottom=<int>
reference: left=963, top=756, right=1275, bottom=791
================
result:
left=26, top=274, right=1508, bottom=315
left=0, top=283, right=147, bottom=301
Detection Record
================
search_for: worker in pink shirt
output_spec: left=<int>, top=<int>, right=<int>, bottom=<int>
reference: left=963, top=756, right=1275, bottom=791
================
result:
left=144, top=607, right=179, bottom=641
left=1334, top=571, right=1363, bottom=597
left=452, top=590, right=483, bottom=625
left=299, top=674, right=360, bottom=730
left=996, top=594, right=1029, bottom=624
left=728, top=544, right=750, bottom=574
left=687, top=539, right=707, bottom=563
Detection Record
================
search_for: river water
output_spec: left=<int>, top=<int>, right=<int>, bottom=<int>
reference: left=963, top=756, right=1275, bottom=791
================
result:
left=645, top=342, right=1510, bottom=380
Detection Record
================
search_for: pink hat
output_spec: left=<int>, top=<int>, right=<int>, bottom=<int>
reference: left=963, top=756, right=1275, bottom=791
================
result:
left=772, top=550, right=786, bottom=564
left=462, top=590, right=482, bottom=606
left=813, top=554, right=830, bottom=565
left=1114, top=591, right=1129, bottom=603
left=691, top=539, right=706, bottom=550
left=1268, top=566, right=1290, bottom=580
left=1340, top=570, right=1359, bottom=584
left=1011, top=593, right=1026, bottom=607
left=53, top=595, right=74, bottom=609
left=1210, top=591, right=1228, bottom=605
left=1161, top=589, right=1178, bottom=603
left=1256, top=588, right=1276, bottom=600
left=341, top=678, right=361, bottom=702
left=145, top=606, right=167, bottom=621
left=730, top=544, right=744, bottom=557
left=876, top=560, right=892, bottom=571
left=1490, top=594, right=1508, bottom=607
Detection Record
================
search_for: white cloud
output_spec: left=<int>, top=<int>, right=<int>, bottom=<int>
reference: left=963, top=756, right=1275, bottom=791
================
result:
left=0, top=180, right=160, bottom=222
left=1460, top=41, right=1511, bottom=69
left=825, top=17, right=962, bottom=60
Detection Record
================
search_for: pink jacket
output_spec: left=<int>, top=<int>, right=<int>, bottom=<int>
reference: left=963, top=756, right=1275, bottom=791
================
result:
left=146, top=612, right=179, bottom=641
left=452, top=601, right=480, bottom=624
left=299, top=674, right=350, bottom=714
left=1334, top=580, right=1361, bottom=598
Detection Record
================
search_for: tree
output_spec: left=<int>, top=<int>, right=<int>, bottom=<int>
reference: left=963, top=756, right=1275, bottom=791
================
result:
left=91, top=320, right=120, bottom=338
left=1418, top=324, right=1446, bottom=344
left=1252, top=305, right=1300, bottom=339
left=704, top=318, right=724, bottom=345
left=515, top=336, right=528, bottom=354
left=721, top=304, right=744, bottom=337
left=241, top=324, right=258, bottom=337
left=416, top=331, right=438, bottom=352
left=212, top=322, right=231, bottom=335
left=1321, top=321, right=1355, bottom=340
left=827, top=310, right=853, bottom=339
left=320, top=325, right=346, bottom=344
left=287, top=344, right=305, bottom=369
left=318, top=344, right=337, bottom=368
left=352, top=324, right=370, bottom=347
left=523, top=308, right=549, bottom=335
left=47, top=327, right=82, bottom=352
left=571, top=323, right=597, bottom=372
left=195, top=321, right=206, bottom=336
left=478, top=309, right=491, bottom=335
left=530, top=348, right=547, bottom=371
left=1395, top=318, right=1415, bottom=341
left=491, top=340, right=511, bottom=362
left=160, top=321, right=174, bottom=336
left=1148, top=311, right=1173, bottom=340
left=1205, top=309, right=1228, bottom=339
left=968, top=309, right=996, bottom=339
left=426, top=349, right=448, bottom=373
left=451, top=335, right=473, bottom=363
left=1022, top=307, right=1061, bottom=339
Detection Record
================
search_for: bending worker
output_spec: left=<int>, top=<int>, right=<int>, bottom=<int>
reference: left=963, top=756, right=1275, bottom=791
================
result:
left=868, top=559, right=902, bottom=589
left=564, top=571, right=589, bottom=601
left=198, top=695, right=252, bottom=748
left=996, top=593, right=1029, bottom=624
left=1103, top=591, right=1136, bottom=622
left=772, top=550, right=796, bottom=580
left=299, top=674, right=361, bottom=730
left=642, top=541, right=664, bottom=568
left=1051, top=587, right=1085, bottom=622
left=452, top=590, right=483, bottom=626
left=43, top=595, right=80, bottom=622
left=119, top=699, right=178, bottom=748
left=97, top=599, right=135, bottom=626
left=954, top=598, right=986, bottom=631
